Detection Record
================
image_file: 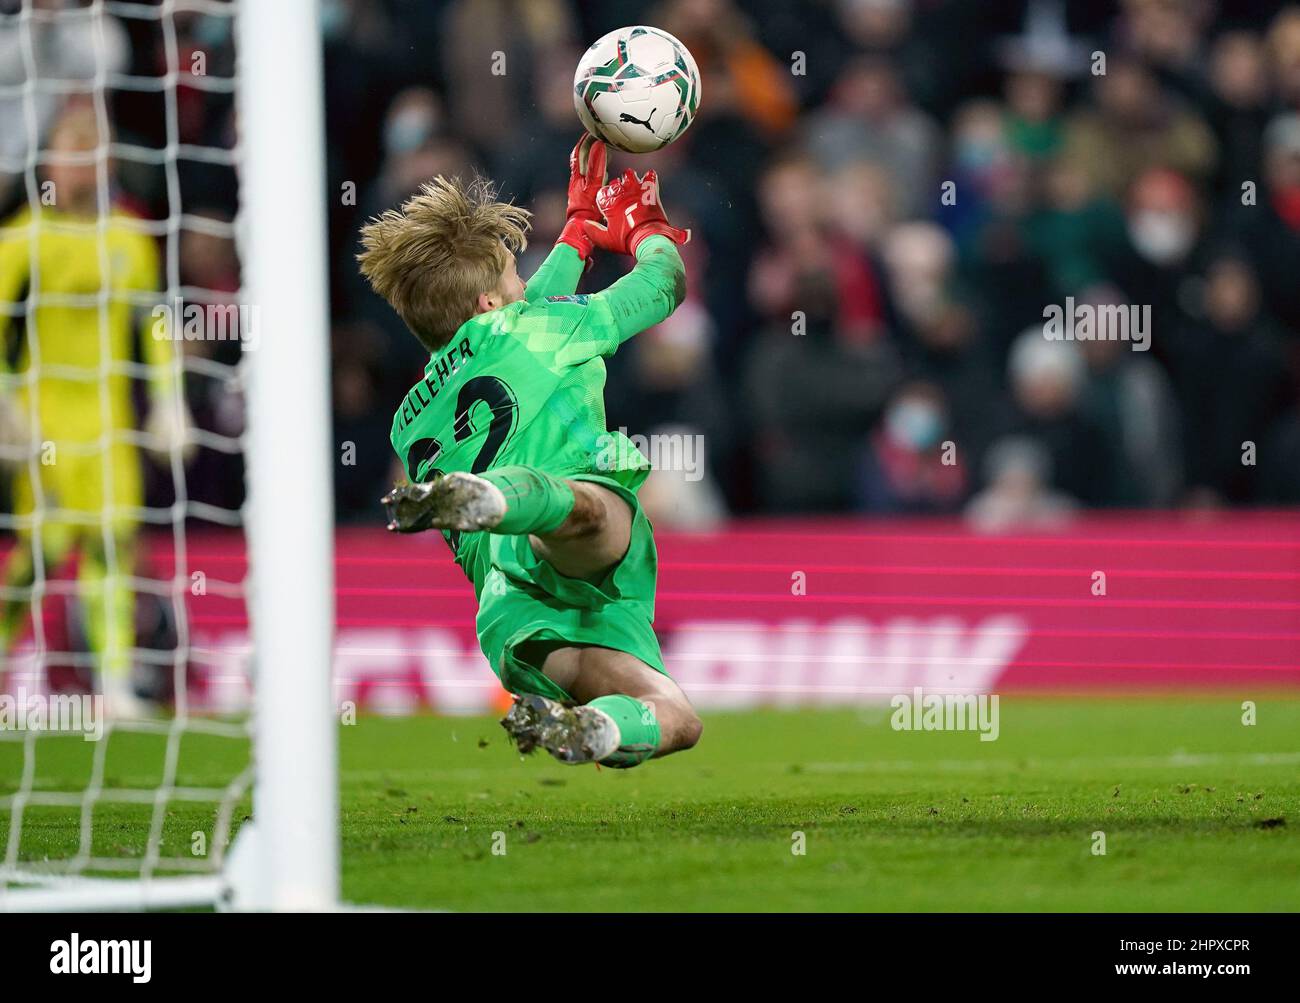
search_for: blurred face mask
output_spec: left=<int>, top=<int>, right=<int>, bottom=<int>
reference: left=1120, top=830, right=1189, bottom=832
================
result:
left=955, top=139, right=1009, bottom=191
left=1128, top=210, right=1195, bottom=265
left=195, top=14, right=231, bottom=47
left=384, top=110, right=435, bottom=156
left=320, top=0, right=348, bottom=41
left=957, top=138, right=1000, bottom=172
left=885, top=398, right=944, bottom=452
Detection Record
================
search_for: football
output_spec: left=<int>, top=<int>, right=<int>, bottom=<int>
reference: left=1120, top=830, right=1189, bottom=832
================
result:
left=573, top=25, right=701, bottom=154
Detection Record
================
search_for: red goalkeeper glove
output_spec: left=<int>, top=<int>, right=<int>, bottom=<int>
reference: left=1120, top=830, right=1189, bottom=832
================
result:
left=555, top=133, right=608, bottom=261
left=582, top=168, right=691, bottom=257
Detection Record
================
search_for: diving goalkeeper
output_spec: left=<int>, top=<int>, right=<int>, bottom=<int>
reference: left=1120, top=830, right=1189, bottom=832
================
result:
left=359, top=137, right=702, bottom=768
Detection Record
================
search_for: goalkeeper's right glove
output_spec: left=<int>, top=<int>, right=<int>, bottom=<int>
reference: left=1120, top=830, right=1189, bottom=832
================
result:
left=583, top=168, right=691, bottom=257
left=555, top=133, right=607, bottom=263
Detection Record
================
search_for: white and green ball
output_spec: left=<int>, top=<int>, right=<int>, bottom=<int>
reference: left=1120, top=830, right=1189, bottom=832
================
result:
left=573, top=25, right=702, bottom=154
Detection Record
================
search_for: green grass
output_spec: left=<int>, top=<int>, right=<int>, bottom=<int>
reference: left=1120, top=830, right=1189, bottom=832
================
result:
left=3, top=697, right=1299, bottom=910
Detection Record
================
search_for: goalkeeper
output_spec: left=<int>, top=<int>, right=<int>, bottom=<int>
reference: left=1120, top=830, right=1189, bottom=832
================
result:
left=359, top=136, right=702, bottom=768
left=0, top=107, right=189, bottom=717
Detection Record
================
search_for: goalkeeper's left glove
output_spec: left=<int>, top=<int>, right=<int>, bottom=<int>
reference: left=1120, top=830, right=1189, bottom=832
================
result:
left=555, top=133, right=608, bottom=262
left=582, top=168, right=691, bottom=257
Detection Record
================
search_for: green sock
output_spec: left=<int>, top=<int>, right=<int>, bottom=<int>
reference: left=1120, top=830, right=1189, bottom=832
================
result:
left=589, top=694, right=660, bottom=768
left=480, top=465, right=575, bottom=535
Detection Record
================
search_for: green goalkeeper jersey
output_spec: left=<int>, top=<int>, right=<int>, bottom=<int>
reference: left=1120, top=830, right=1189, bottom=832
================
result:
left=389, top=234, right=685, bottom=581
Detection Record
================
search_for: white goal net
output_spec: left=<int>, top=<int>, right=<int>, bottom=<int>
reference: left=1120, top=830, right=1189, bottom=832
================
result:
left=0, top=0, right=336, bottom=912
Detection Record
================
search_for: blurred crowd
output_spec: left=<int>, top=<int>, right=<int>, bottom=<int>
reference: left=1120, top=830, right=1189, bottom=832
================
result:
left=6, top=0, right=1300, bottom=532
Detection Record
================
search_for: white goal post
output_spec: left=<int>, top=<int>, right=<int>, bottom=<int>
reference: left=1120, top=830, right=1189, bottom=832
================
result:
left=233, top=0, right=338, bottom=913
left=0, top=0, right=337, bottom=912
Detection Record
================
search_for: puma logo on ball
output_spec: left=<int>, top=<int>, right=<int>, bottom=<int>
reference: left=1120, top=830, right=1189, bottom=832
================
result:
left=618, top=108, right=656, bottom=131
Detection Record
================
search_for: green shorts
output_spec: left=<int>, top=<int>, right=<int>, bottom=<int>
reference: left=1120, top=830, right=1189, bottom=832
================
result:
left=469, top=474, right=666, bottom=701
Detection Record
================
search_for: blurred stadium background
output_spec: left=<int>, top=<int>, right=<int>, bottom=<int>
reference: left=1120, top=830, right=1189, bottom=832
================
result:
left=2, top=0, right=1299, bottom=712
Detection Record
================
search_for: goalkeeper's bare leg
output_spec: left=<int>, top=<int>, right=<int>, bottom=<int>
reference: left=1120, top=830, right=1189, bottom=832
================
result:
left=79, top=530, right=148, bottom=720
left=383, top=468, right=702, bottom=766
left=0, top=538, right=51, bottom=661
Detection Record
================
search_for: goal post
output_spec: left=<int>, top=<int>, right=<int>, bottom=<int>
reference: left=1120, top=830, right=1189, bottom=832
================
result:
left=234, top=0, right=338, bottom=913
left=0, top=0, right=337, bottom=912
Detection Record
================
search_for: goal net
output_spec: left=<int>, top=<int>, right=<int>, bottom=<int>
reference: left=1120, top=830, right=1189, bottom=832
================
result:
left=0, top=0, right=336, bottom=911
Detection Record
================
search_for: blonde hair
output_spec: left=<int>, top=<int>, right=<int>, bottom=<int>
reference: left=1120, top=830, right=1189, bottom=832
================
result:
left=357, top=175, right=531, bottom=351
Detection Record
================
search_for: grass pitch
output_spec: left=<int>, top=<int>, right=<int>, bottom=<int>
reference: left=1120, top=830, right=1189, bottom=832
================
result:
left=3, top=697, right=1298, bottom=911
